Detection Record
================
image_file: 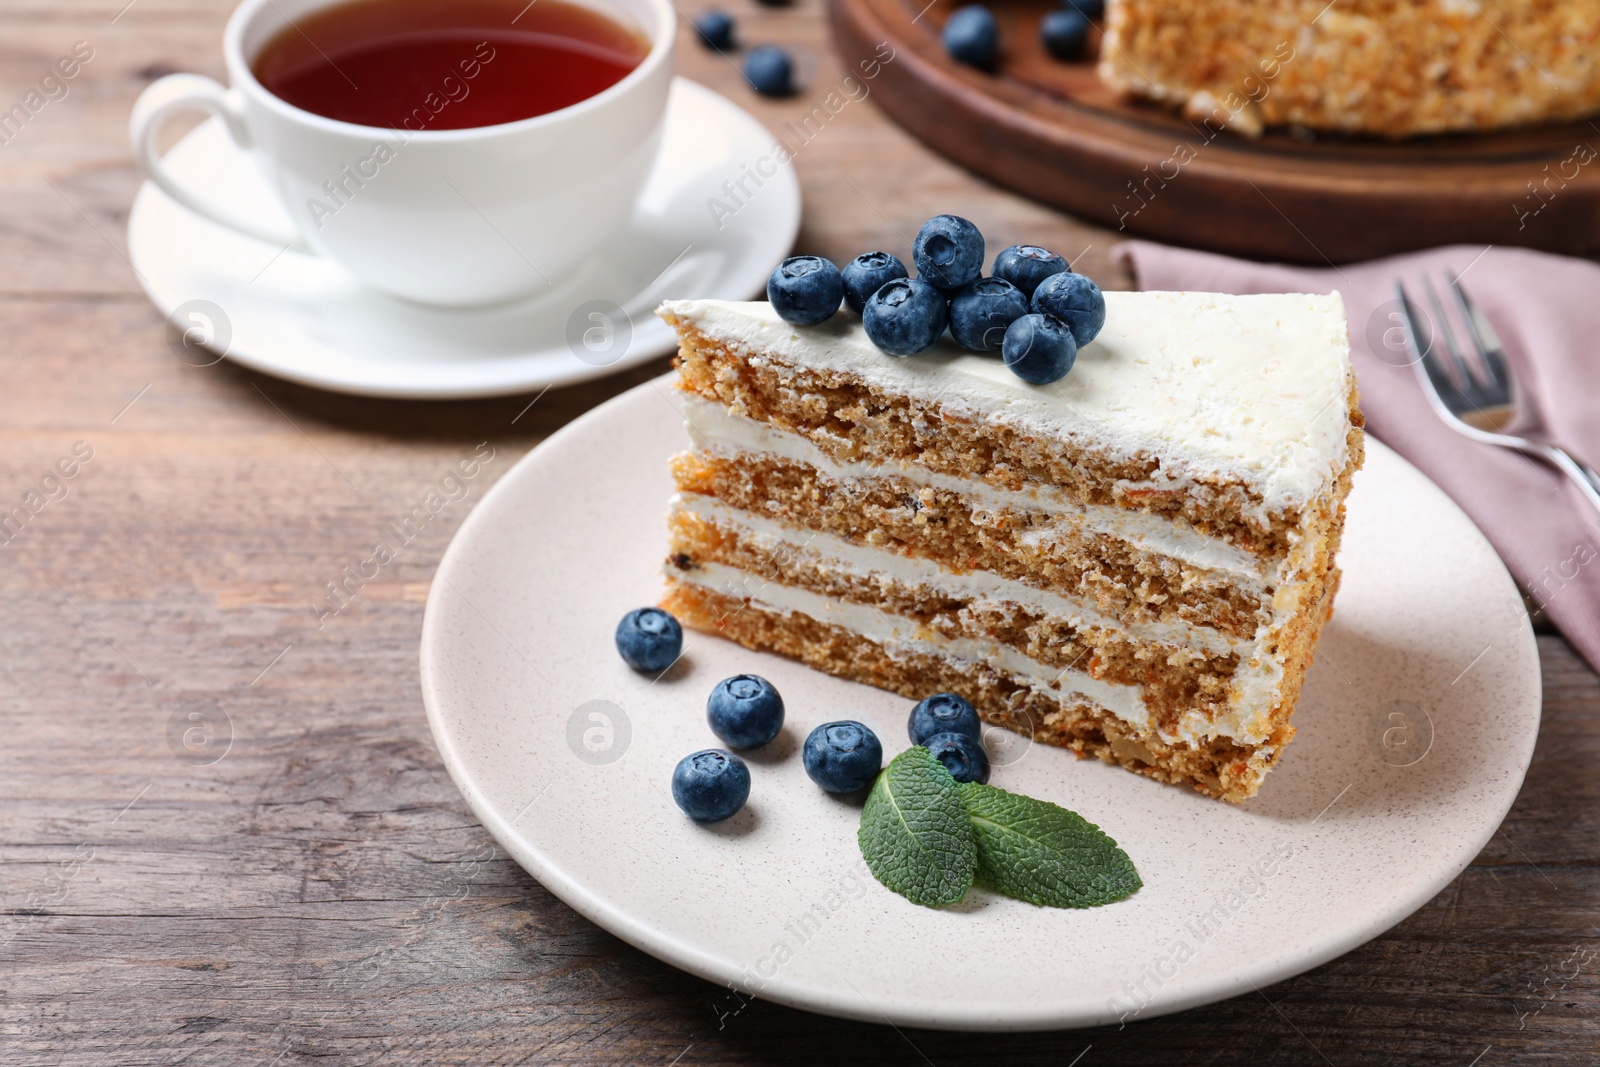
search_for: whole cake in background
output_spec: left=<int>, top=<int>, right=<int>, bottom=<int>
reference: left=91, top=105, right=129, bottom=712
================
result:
left=1098, top=0, right=1600, bottom=137
left=654, top=233, right=1364, bottom=800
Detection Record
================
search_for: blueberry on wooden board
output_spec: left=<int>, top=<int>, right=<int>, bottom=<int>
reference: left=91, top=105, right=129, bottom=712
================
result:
left=943, top=5, right=999, bottom=70
left=1041, top=9, right=1090, bottom=60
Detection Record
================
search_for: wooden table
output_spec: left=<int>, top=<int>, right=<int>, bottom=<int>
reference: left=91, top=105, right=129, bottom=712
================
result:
left=3, top=0, right=1596, bottom=1062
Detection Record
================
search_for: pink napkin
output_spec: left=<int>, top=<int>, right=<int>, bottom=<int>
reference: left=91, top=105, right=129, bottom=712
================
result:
left=1115, top=241, right=1600, bottom=674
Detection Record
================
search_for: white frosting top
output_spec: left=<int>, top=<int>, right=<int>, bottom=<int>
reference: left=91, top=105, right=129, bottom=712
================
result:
left=661, top=292, right=1354, bottom=514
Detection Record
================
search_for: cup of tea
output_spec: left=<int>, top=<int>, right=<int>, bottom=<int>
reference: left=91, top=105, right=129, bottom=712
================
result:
left=131, top=0, right=675, bottom=306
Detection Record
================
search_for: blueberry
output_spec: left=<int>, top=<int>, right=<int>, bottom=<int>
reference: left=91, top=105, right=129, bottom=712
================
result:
left=943, top=5, right=999, bottom=70
left=672, top=749, right=751, bottom=822
left=913, top=214, right=985, bottom=291
left=1003, top=312, right=1078, bottom=384
left=993, top=245, right=1069, bottom=299
left=744, top=45, right=795, bottom=97
left=1031, top=271, right=1106, bottom=346
left=841, top=251, right=909, bottom=314
left=695, top=9, right=736, bottom=51
left=707, top=674, right=785, bottom=748
left=1065, top=0, right=1104, bottom=17
left=948, top=277, right=1029, bottom=352
left=924, top=731, right=990, bottom=784
left=802, top=720, right=884, bottom=793
left=908, top=692, right=982, bottom=745
left=767, top=256, right=843, bottom=326
left=1041, top=7, right=1090, bottom=57
left=615, top=607, right=682, bottom=671
left=862, top=278, right=949, bottom=356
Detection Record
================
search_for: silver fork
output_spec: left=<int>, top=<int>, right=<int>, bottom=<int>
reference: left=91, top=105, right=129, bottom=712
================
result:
left=1394, top=275, right=1600, bottom=518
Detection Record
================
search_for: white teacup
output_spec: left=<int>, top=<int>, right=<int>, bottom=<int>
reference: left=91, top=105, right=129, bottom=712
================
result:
left=131, top=0, right=675, bottom=307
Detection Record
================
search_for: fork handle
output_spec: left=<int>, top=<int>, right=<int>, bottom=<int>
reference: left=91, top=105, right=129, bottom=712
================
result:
left=1577, top=460, right=1600, bottom=497
left=1534, top=443, right=1600, bottom=520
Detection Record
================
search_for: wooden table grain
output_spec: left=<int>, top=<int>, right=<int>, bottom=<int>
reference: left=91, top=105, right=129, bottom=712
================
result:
left=2, top=0, right=1597, bottom=1063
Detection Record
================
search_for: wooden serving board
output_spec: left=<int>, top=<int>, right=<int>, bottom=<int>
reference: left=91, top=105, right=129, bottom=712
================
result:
left=830, top=0, right=1600, bottom=264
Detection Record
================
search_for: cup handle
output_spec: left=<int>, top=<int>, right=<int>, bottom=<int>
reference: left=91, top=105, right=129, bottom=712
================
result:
left=130, top=73, right=307, bottom=249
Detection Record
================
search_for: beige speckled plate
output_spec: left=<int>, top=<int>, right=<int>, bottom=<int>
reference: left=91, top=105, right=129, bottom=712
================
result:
left=420, top=374, right=1541, bottom=1031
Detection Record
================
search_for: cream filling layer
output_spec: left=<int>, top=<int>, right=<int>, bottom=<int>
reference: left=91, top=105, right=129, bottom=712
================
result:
left=671, top=559, right=1152, bottom=733
left=672, top=492, right=1242, bottom=657
left=680, top=395, right=1273, bottom=587
left=670, top=496, right=1291, bottom=745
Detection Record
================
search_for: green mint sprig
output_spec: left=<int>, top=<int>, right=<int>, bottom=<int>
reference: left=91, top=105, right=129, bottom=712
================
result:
left=856, top=747, right=1141, bottom=909
left=857, top=747, right=977, bottom=906
left=960, top=781, right=1141, bottom=908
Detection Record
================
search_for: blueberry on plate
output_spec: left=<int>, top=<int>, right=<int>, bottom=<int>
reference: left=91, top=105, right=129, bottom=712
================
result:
left=1066, top=0, right=1104, bottom=18
left=863, top=278, right=949, bottom=356
left=1040, top=7, right=1090, bottom=57
left=802, top=721, right=884, bottom=793
left=672, top=749, right=751, bottom=822
left=1003, top=312, right=1078, bottom=385
left=695, top=9, right=736, bottom=51
left=908, top=692, right=982, bottom=745
left=912, top=214, right=985, bottom=291
left=767, top=255, right=844, bottom=326
left=744, top=45, right=796, bottom=97
left=943, top=5, right=999, bottom=70
left=1031, top=271, right=1106, bottom=346
left=707, top=674, right=785, bottom=748
left=614, top=606, right=682, bottom=671
left=842, top=251, right=909, bottom=313
left=924, top=731, right=990, bottom=784
left=993, top=244, right=1068, bottom=299
left=948, top=276, right=1029, bottom=352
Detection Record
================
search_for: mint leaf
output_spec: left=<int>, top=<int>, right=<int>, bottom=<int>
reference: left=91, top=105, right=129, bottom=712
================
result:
left=959, top=782, right=1141, bottom=908
left=858, top=747, right=977, bottom=907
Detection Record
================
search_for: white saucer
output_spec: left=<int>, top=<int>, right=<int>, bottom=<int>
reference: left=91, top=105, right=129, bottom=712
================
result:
left=127, top=79, right=799, bottom=399
left=419, top=376, right=1541, bottom=1031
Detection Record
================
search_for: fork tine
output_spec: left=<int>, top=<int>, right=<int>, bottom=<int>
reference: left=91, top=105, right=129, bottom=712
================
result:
left=1396, top=281, right=1463, bottom=407
left=1422, top=276, right=1478, bottom=394
left=1393, top=281, right=1426, bottom=364
left=1447, top=273, right=1512, bottom=398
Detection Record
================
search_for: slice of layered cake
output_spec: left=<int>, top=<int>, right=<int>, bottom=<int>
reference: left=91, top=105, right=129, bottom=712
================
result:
left=656, top=291, right=1363, bottom=801
left=1098, top=0, right=1600, bottom=138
